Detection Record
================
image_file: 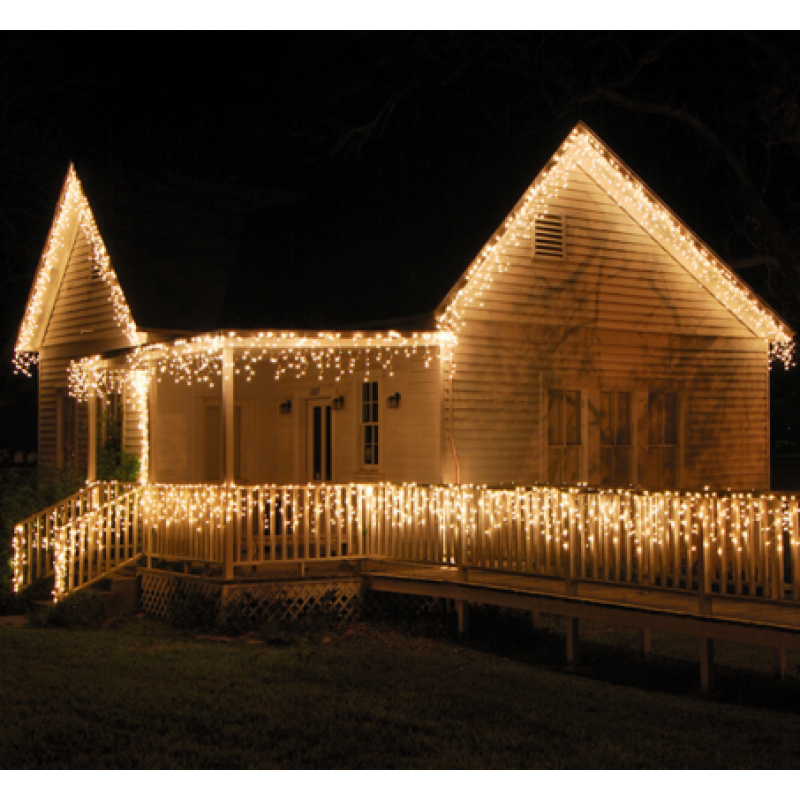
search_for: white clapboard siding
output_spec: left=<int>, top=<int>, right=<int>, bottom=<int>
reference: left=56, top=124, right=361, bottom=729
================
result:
left=446, top=163, right=769, bottom=491
left=38, top=228, right=131, bottom=467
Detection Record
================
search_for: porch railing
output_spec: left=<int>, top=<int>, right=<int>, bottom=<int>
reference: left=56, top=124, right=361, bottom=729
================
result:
left=14, top=481, right=800, bottom=606
left=138, top=482, right=800, bottom=603
left=12, top=482, right=136, bottom=595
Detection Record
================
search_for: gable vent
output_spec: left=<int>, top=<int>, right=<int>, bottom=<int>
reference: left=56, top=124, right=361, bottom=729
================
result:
left=533, top=214, right=565, bottom=259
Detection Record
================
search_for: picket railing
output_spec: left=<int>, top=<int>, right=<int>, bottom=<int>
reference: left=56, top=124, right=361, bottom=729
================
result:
left=53, top=486, right=142, bottom=597
left=15, top=481, right=800, bottom=606
left=12, top=482, right=136, bottom=595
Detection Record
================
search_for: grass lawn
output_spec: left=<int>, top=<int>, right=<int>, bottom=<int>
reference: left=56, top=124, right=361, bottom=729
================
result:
left=3, top=611, right=800, bottom=769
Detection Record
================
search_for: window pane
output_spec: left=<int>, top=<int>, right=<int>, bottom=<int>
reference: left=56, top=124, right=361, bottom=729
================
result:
left=563, top=446, right=580, bottom=484
left=371, top=382, right=378, bottom=402
left=616, top=445, right=631, bottom=486
left=362, top=403, right=370, bottom=423
left=325, top=405, right=332, bottom=481
left=617, top=392, right=631, bottom=445
left=565, top=391, right=581, bottom=446
left=548, top=391, right=563, bottom=446
left=662, top=447, right=676, bottom=487
left=372, top=401, right=378, bottom=423
left=664, top=393, right=677, bottom=445
left=548, top=448, right=561, bottom=484
left=600, top=447, right=614, bottom=486
left=600, top=392, right=613, bottom=446
left=313, top=406, right=322, bottom=480
left=649, top=394, right=661, bottom=445
left=362, top=383, right=370, bottom=402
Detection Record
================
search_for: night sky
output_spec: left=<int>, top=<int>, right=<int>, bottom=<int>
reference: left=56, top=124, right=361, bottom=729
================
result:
left=3, top=31, right=800, bottom=462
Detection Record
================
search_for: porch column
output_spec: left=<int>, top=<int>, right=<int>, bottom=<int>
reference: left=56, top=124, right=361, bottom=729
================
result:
left=222, top=345, right=235, bottom=483
left=87, top=394, right=97, bottom=482
left=222, top=346, right=235, bottom=580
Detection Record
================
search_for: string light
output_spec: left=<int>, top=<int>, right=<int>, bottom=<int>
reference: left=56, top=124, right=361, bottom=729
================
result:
left=14, top=165, right=138, bottom=375
left=13, top=481, right=800, bottom=601
left=436, top=124, right=794, bottom=366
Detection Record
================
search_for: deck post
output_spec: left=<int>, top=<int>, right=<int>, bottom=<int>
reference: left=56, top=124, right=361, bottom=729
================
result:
left=222, top=346, right=235, bottom=484
left=564, top=543, right=577, bottom=597
left=699, top=637, right=714, bottom=693
left=456, top=599, right=469, bottom=637
left=698, top=512, right=712, bottom=615
left=566, top=617, right=580, bottom=666
left=87, top=394, right=97, bottom=482
left=774, top=648, right=787, bottom=680
left=639, top=628, right=651, bottom=657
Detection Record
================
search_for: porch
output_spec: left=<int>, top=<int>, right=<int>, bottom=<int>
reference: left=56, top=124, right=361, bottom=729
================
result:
left=13, top=480, right=800, bottom=689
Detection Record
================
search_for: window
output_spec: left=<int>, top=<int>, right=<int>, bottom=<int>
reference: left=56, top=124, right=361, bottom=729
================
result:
left=648, top=392, right=678, bottom=488
left=534, top=214, right=565, bottom=259
left=362, top=381, right=379, bottom=466
left=548, top=389, right=581, bottom=484
left=600, top=391, right=632, bottom=487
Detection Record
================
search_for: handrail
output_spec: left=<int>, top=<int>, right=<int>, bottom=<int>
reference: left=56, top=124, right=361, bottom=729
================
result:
left=12, top=481, right=137, bottom=595
left=52, top=485, right=143, bottom=599
left=16, top=481, right=800, bottom=611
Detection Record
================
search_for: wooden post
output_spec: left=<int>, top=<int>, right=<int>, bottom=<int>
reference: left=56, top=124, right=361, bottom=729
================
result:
left=456, top=599, right=469, bottom=637
left=531, top=609, right=541, bottom=628
left=564, top=543, right=577, bottom=597
left=698, top=505, right=712, bottom=615
left=222, top=346, right=235, bottom=484
left=223, top=489, right=234, bottom=580
left=87, top=394, right=97, bottom=482
left=699, top=637, right=714, bottom=693
left=639, top=628, right=651, bottom=657
left=774, top=649, right=787, bottom=681
left=566, top=618, right=580, bottom=666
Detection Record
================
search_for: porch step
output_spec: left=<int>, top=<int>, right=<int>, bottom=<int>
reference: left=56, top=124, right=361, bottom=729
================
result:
left=93, top=572, right=139, bottom=616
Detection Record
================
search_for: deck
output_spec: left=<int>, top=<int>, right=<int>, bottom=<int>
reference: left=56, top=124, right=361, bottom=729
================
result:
left=14, top=480, right=800, bottom=691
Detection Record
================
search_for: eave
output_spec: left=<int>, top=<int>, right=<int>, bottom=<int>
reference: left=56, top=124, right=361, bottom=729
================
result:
left=436, top=122, right=794, bottom=365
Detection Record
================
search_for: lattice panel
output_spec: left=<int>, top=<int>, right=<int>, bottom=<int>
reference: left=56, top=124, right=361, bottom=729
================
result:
left=223, top=580, right=363, bottom=627
left=140, top=572, right=221, bottom=619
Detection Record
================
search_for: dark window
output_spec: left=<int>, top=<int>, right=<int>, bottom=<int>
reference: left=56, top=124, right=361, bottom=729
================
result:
left=648, top=393, right=678, bottom=488
left=362, top=381, right=379, bottom=466
left=548, top=389, right=581, bottom=484
left=600, top=391, right=632, bottom=487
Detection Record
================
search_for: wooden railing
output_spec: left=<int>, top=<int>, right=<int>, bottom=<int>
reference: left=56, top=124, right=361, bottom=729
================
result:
left=53, top=485, right=142, bottom=598
left=13, top=482, right=136, bottom=595
left=15, top=481, right=800, bottom=606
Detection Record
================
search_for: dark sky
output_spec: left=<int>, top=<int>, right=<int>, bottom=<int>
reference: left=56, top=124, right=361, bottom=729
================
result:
left=3, top=31, right=800, bottom=452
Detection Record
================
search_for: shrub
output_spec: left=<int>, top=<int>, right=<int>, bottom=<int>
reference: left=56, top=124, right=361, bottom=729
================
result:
left=0, top=467, right=83, bottom=594
left=30, top=590, right=108, bottom=629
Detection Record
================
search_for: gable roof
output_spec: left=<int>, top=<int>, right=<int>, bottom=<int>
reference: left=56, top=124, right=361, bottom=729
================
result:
left=13, top=164, right=139, bottom=375
left=437, top=122, right=794, bottom=365
left=16, top=124, right=795, bottom=375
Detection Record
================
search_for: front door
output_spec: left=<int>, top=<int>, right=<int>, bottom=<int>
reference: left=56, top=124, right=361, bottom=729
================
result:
left=307, top=400, right=333, bottom=481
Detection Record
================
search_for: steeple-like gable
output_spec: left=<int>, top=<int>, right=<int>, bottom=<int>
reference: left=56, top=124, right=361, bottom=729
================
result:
left=14, top=164, right=139, bottom=375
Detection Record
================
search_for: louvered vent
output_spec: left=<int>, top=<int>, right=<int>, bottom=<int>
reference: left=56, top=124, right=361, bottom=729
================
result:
left=533, top=214, right=565, bottom=259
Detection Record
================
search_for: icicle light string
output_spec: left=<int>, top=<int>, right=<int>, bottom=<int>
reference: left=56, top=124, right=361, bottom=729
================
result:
left=14, top=165, right=138, bottom=375
left=437, top=126, right=794, bottom=366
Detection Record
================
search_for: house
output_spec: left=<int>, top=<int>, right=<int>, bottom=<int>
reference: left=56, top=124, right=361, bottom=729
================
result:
left=14, top=122, right=794, bottom=497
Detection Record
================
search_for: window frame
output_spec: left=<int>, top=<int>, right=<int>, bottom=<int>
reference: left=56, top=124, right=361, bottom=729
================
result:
left=360, top=379, right=381, bottom=470
left=544, top=386, right=588, bottom=485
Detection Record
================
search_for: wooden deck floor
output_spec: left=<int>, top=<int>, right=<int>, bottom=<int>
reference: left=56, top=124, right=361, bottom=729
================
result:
left=363, top=559, right=800, bottom=691
left=365, top=559, right=800, bottom=630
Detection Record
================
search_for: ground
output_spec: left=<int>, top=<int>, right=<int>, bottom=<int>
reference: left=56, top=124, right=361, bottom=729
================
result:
left=2, top=612, right=800, bottom=769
